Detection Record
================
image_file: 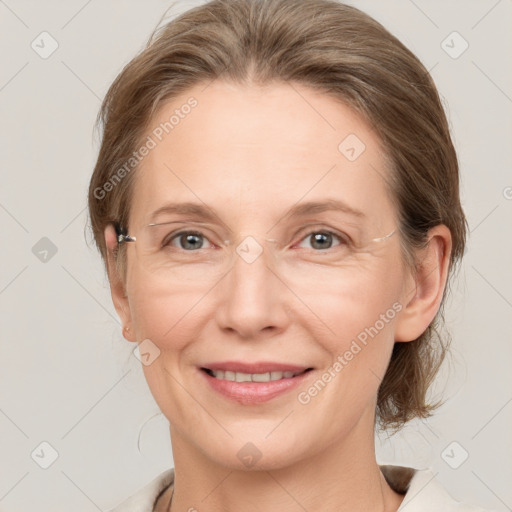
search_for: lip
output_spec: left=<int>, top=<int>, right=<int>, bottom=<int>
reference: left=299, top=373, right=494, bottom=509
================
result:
left=198, top=361, right=314, bottom=404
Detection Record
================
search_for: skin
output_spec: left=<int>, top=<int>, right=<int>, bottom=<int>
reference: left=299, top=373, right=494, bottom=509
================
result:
left=104, top=80, right=452, bottom=512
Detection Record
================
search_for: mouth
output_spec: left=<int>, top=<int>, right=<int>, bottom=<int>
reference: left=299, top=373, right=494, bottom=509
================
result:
left=201, top=367, right=312, bottom=382
left=198, top=363, right=314, bottom=404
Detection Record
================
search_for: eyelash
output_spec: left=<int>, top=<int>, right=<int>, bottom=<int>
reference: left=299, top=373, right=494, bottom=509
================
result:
left=162, top=228, right=349, bottom=252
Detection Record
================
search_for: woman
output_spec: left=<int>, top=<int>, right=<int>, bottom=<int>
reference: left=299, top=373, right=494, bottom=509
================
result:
left=88, top=0, right=488, bottom=510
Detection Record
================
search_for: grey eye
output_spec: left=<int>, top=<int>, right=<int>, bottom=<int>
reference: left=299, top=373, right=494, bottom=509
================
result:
left=297, top=231, right=343, bottom=251
left=169, top=232, right=208, bottom=250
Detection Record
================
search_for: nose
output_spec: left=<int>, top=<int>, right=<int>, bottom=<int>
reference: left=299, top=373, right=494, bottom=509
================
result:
left=214, top=236, right=292, bottom=340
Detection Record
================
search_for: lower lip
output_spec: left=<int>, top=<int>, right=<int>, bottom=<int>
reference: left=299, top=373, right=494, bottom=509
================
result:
left=199, top=368, right=312, bottom=404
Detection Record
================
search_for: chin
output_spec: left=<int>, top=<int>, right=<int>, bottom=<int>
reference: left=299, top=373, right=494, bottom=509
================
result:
left=198, top=433, right=312, bottom=472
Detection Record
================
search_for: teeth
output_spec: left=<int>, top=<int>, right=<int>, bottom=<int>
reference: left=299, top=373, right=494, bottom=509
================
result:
left=210, top=370, right=302, bottom=382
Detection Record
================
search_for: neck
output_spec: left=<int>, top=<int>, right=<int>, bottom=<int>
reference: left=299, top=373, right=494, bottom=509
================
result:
left=165, top=413, right=404, bottom=512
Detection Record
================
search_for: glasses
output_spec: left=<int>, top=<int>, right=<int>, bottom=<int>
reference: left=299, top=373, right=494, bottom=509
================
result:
left=114, top=219, right=397, bottom=285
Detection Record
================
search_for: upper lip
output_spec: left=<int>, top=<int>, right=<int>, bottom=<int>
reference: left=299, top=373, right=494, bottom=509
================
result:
left=200, top=361, right=312, bottom=373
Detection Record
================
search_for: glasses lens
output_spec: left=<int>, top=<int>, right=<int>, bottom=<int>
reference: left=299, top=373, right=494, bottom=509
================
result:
left=126, top=220, right=396, bottom=283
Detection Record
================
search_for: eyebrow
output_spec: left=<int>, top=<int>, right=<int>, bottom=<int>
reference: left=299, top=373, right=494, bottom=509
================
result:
left=286, top=199, right=366, bottom=219
left=148, top=199, right=366, bottom=226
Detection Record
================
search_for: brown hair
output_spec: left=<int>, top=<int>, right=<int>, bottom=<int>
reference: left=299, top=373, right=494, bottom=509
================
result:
left=88, top=0, right=468, bottom=430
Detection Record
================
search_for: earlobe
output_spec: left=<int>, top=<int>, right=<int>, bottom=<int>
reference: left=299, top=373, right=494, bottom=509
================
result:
left=122, top=324, right=135, bottom=342
left=394, top=225, right=452, bottom=343
left=104, top=224, right=137, bottom=342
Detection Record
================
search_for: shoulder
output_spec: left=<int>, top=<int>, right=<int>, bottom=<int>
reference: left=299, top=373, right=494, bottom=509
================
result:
left=381, top=465, right=495, bottom=512
left=107, top=468, right=174, bottom=512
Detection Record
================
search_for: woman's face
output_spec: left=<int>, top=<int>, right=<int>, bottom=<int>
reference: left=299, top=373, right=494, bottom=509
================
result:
left=112, top=80, right=419, bottom=469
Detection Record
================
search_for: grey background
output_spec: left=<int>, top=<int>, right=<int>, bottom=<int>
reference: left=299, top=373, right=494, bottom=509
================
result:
left=0, top=0, right=511, bottom=510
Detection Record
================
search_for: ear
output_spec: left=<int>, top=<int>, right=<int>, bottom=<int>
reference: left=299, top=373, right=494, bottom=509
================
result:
left=104, top=224, right=137, bottom=342
left=394, top=225, right=452, bottom=342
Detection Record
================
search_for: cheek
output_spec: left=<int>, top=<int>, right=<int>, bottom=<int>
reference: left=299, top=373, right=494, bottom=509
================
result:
left=127, top=276, right=207, bottom=419
left=293, top=270, right=402, bottom=430
left=290, top=258, right=404, bottom=347
left=127, top=267, right=208, bottom=348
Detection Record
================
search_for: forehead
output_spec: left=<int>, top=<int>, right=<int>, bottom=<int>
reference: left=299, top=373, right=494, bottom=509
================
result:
left=129, top=80, right=395, bottom=230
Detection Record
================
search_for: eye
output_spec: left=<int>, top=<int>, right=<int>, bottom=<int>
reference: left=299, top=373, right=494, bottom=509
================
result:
left=165, top=231, right=211, bottom=251
left=295, top=230, right=346, bottom=251
left=160, top=228, right=347, bottom=252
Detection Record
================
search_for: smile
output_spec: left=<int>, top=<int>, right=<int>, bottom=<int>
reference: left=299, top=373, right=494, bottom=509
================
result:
left=199, top=363, right=314, bottom=404
left=202, top=368, right=309, bottom=382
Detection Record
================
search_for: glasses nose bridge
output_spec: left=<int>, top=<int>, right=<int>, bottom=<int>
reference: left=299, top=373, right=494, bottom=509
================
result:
left=229, top=233, right=280, bottom=267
